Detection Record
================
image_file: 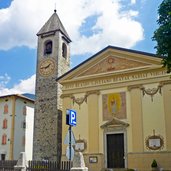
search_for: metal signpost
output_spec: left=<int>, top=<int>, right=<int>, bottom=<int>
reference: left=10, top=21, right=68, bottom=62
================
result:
left=66, top=109, right=77, bottom=161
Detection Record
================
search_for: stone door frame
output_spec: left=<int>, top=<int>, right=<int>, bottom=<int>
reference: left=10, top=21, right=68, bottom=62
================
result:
left=104, top=129, right=128, bottom=168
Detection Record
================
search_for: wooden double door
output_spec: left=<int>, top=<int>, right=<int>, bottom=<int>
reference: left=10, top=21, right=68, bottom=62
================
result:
left=106, top=133, right=125, bottom=168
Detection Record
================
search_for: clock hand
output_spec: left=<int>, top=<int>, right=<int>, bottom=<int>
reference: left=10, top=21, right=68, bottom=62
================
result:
left=40, top=63, right=51, bottom=69
left=44, top=63, right=51, bottom=69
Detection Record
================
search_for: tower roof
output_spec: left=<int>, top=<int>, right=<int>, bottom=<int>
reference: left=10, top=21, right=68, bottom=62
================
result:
left=37, top=10, right=71, bottom=42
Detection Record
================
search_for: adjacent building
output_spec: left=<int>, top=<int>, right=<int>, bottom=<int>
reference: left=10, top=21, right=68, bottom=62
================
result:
left=0, top=94, right=34, bottom=160
left=58, top=46, right=171, bottom=171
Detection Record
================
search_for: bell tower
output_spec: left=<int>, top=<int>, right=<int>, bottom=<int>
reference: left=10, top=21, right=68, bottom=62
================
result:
left=33, top=10, right=71, bottom=163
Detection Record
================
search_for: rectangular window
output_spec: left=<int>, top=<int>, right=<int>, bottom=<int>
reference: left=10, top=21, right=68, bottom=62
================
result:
left=22, top=121, right=26, bottom=129
left=23, top=106, right=26, bottom=115
left=2, top=134, right=7, bottom=145
left=3, top=119, right=7, bottom=129
left=4, top=104, right=8, bottom=114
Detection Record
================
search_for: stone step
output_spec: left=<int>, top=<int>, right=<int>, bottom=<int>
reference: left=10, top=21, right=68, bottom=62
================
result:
left=101, top=168, right=135, bottom=171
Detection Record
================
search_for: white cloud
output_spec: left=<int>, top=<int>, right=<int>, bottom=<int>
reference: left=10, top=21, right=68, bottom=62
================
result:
left=0, top=74, right=35, bottom=96
left=131, top=0, right=136, bottom=4
left=0, top=0, right=144, bottom=55
left=71, top=1, right=143, bottom=54
left=0, top=73, right=11, bottom=89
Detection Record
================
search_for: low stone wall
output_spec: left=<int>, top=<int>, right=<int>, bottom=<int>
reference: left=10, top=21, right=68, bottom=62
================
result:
left=84, top=153, right=104, bottom=171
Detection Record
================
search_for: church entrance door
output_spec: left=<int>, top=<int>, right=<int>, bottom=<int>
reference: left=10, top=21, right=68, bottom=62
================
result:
left=107, top=133, right=125, bottom=168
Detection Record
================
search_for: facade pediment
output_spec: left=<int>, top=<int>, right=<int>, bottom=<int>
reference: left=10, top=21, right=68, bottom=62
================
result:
left=78, top=56, right=150, bottom=77
left=100, top=117, right=129, bottom=129
left=58, top=46, right=163, bottom=83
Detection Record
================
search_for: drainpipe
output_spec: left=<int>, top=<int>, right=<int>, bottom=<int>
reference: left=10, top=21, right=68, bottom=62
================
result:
left=10, top=96, right=16, bottom=160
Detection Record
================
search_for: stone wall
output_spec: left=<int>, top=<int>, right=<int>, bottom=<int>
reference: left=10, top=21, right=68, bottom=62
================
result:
left=33, top=75, right=59, bottom=161
left=33, top=30, right=70, bottom=162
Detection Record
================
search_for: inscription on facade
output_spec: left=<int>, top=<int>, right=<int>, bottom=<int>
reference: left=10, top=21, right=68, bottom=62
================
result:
left=64, top=71, right=166, bottom=90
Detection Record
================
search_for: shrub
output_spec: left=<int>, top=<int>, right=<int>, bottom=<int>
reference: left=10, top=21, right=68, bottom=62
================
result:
left=151, top=159, right=158, bottom=168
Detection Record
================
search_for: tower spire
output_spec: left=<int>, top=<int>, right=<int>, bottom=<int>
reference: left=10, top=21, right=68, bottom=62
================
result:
left=37, top=9, right=71, bottom=42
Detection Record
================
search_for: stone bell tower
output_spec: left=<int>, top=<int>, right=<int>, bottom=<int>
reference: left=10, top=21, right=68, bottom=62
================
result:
left=33, top=10, right=71, bottom=163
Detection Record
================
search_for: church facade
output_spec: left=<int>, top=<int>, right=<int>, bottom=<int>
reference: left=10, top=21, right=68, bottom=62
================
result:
left=58, top=46, right=171, bottom=171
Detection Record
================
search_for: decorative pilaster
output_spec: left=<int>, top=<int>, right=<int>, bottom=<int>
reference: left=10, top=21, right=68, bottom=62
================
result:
left=87, top=91, right=99, bottom=153
left=161, top=80, right=171, bottom=150
left=128, top=86, right=144, bottom=152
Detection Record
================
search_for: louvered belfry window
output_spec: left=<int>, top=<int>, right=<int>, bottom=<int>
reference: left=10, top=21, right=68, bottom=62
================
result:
left=44, top=40, right=52, bottom=55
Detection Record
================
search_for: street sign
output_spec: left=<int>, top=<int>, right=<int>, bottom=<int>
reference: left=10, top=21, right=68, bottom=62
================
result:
left=65, top=109, right=77, bottom=161
left=69, top=110, right=76, bottom=126
left=66, top=109, right=77, bottom=126
left=66, top=146, right=74, bottom=161
left=64, top=130, right=76, bottom=145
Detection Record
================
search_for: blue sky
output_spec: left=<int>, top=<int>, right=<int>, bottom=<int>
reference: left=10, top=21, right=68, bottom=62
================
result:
left=0, top=0, right=163, bottom=95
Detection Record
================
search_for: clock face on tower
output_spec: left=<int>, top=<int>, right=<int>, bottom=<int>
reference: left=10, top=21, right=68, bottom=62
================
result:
left=38, top=58, right=56, bottom=77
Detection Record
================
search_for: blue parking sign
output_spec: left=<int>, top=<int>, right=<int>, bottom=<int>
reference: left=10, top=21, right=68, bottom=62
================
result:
left=67, top=109, right=77, bottom=126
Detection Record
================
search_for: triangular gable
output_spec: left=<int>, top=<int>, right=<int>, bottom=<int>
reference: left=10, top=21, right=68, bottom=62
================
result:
left=57, top=46, right=162, bottom=82
left=78, top=56, right=150, bottom=77
left=100, top=117, right=129, bottom=129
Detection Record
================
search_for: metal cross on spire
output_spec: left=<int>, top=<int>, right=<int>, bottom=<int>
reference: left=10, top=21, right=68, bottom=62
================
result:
left=54, top=2, right=57, bottom=13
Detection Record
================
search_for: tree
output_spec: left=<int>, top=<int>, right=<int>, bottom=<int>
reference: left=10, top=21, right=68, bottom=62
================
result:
left=152, top=0, right=171, bottom=73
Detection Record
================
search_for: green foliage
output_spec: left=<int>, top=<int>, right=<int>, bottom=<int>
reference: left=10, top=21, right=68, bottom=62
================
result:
left=152, top=0, right=171, bottom=73
left=127, top=169, right=135, bottom=171
left=151, top=159, right=158, bottom=168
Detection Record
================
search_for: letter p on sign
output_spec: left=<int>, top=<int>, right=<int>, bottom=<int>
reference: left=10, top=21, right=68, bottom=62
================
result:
left=69, top=109, right=77, bottom=126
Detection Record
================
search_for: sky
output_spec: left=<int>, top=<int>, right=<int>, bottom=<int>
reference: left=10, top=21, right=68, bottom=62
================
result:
left=0, top=0, right=163, bottom=96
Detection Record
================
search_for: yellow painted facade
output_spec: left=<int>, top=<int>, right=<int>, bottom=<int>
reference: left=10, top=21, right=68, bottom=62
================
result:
left=59, top=46, right=171, bottom=171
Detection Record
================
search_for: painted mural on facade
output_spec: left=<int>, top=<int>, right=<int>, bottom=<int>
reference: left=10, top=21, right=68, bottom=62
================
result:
left=102, top=92, right=126, bottom=120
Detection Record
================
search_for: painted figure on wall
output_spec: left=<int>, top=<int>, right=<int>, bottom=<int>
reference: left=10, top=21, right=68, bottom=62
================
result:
left=103, top=92, right=126, bottom=120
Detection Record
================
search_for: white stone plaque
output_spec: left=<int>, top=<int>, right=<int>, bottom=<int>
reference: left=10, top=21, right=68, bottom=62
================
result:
left=75, top=142, right=84, bottom=151
left=149, top=138, right=160, bottom=147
